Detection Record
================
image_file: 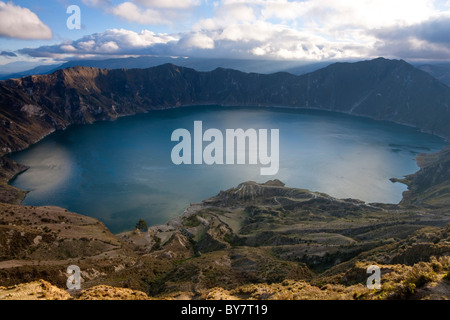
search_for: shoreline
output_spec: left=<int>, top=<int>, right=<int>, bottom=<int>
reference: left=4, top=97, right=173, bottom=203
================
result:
left=2, top=104, right=448, bottom=235
left=3, top=103, right=449, bottom=160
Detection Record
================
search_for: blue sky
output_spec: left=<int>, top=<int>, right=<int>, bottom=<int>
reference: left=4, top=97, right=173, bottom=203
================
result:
left=1, top=0, right=450, bottom=72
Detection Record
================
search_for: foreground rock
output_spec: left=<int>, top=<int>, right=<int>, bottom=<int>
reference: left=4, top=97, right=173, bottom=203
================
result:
left=0, top=280, right=149, bottom=300
left=2, top=255, right=449, bottom=300
left=0, top=203, right=138, bottom=288
left=0, top=280, right=71, bottom=300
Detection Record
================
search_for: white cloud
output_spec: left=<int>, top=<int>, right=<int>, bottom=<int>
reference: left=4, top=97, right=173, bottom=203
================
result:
left=110, top=0, right=201, bottom=25
left=12, top=23, right=389, bottom=62
left=111, top=2, right=168, bottom=25
left=78, top=40, right=96, bottom=51
left=303, top=0, right=435, bottom=29
left=371, top=13, right=450, bottom=60
left=82, top=0, right=112, bottom=7
left=189, top=0, right=446, bottom=60
left=0, top=1, right=52, bottom=40
left=60, top=45, right=77, bottom=52
left=217, top=21, right=276, bottom=42
left=98, top=41, right=120, bottom=52
left=135, top=0, right=200, bottom=9
left=78, top=28, right=177, bottom=51
left=15, top=0, right=450, bottom=62
left=193, top=2, right=257, bottom=31
left=19, top=29, right=178, bottom=58
left=179, top=32, right=215, bottom=49
left=223, top=0, right=436, bottom=29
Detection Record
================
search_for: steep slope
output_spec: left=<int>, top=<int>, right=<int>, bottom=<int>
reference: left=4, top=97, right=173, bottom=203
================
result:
left=0, top=202, right=139, bottom=288
left=400, top=147, right=450, bottom=208
left=418, top=63, right=450, bottom=86
left=111, top=175, right=449, bottom=294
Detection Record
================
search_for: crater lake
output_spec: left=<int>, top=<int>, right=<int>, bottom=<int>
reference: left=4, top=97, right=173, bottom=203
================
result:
left=9, top=106, right=447, bottom=233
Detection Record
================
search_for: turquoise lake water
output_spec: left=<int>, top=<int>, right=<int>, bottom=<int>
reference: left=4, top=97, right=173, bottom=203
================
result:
left=10, top=106, right=446, bottom=233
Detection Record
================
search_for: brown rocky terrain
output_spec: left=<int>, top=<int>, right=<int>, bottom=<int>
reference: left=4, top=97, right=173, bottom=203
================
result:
left=0, top=151, right=448, bottom=299
left=0, top=280, right=149, bottom=300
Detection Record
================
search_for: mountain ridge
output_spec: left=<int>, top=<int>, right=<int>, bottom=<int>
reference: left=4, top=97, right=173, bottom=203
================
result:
left=0, top=57, right=330, bottom=81
left=0, top=58, right=449, bottom=160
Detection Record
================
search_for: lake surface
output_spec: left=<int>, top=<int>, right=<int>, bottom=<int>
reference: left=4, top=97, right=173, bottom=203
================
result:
left=10, top=106, right=446, bottom=233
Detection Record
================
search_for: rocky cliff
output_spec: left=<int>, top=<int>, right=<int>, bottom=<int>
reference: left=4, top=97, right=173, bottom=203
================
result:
left=1, top=58, right=449, bottom=159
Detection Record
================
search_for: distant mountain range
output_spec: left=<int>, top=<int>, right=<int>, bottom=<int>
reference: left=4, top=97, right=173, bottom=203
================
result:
left=0, top=63, right=62, bottom=81
left=0, top=57, right=330, bottom=80
left=417, top=63, right=450, bottom=86
left=0, top=57, right=449, bottom=156
left=3, top=56, right=450, bottom=88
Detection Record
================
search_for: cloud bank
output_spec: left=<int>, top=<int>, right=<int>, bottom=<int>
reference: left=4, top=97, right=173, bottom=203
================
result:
left=0, top=51, right=17, bottom=57
left=0, top=1, right=52, bottom=40
left=14, top=0, right=450, bottom=61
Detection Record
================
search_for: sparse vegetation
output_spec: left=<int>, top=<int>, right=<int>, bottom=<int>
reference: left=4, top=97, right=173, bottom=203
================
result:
left=135, top=219, right=148, bottom=232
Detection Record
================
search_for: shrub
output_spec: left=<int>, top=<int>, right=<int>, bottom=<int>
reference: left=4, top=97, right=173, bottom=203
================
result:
left=184, top=215, right=201, bottom=228
left=135, top=219, right=148, bottom=232
left=404, top=262, right=438, bottom=289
